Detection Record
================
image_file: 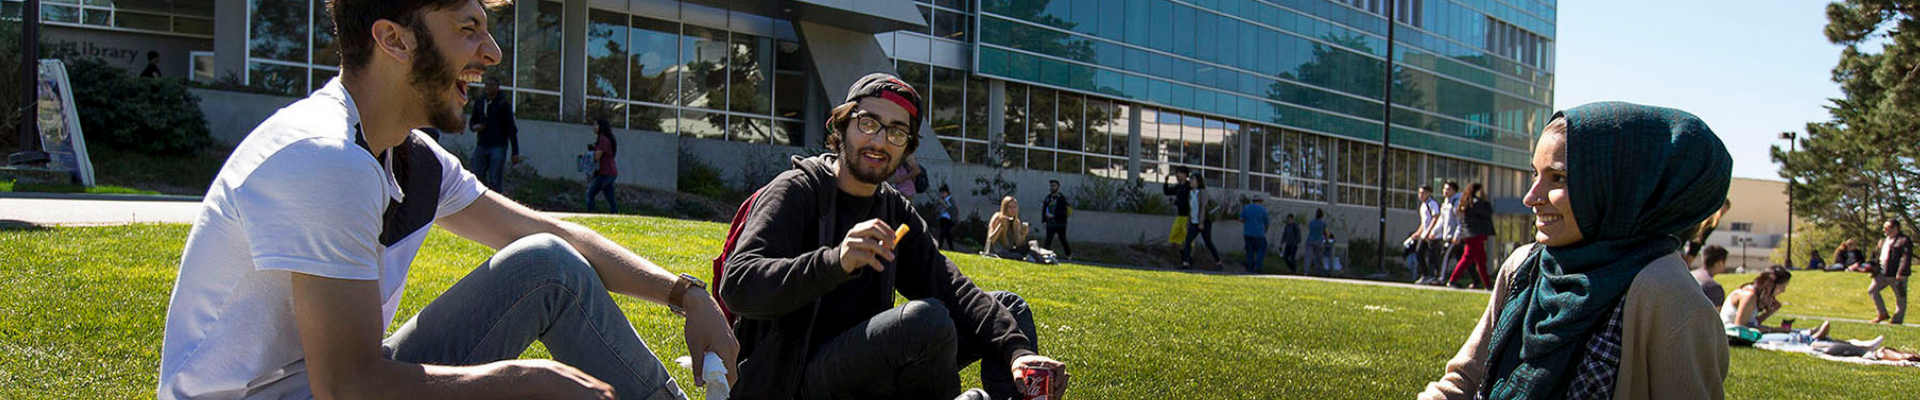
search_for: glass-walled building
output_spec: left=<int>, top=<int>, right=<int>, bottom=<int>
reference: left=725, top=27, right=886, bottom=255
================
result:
left=885, top=0, right=1553, bottom=212
left=22, top=0, right=1553, bottom=224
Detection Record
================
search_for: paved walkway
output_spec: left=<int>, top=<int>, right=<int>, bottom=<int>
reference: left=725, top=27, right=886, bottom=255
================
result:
left=2, top=197, right=205, bottom=226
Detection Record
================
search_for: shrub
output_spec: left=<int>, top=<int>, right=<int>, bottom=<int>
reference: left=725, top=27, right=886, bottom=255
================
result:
left=677, top=149, right=742, bottom=202
left=1068, top=177, right=1122, bottom=212
left=1117, top=179, right=1170, bottom=215
left=62, top=57, right=212, bottom=155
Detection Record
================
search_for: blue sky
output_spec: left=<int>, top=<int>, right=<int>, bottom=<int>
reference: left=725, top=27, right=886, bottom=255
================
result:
left=1552, top=0, right=1844, bottom=180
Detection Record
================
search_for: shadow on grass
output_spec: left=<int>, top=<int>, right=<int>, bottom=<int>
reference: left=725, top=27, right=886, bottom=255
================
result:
left=0, top=219, right=51, bottom=231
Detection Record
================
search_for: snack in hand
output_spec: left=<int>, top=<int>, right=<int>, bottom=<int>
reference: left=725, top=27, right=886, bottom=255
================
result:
left=893, top=224, right=911, bottom=249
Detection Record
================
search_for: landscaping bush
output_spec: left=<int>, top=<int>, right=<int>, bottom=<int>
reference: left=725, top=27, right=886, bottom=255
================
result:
left=63, top=57, right=212, bottom=155
left=677, top=150, right=743, bottom=202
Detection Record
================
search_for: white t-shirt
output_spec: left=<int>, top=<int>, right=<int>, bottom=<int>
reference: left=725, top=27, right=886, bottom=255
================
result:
left=1417, top=198, right=1440, bottom=238
left=157, top=78, right=486, bottom=400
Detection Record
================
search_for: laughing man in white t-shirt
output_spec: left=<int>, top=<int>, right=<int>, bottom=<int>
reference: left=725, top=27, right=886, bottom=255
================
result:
left=155, top=1, right=736, bottom=399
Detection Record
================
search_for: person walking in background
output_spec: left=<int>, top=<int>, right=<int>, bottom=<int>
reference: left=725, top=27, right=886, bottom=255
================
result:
left=1240, top=196, right=1271, bottom=273
left=1694, top=245, right=1730, bottom=308
left=1181, top=172, right=1222, bottom=270
left=141, top=51, right=163, bottom=78
left=1041, top=179, right=1073, bottom=260
left=936, top=184, right=956, bottom=251
left=1422, top=102, right=1731, bottom=400
left=1412, top=185, right=1442, bottom=284
left=1869, top=219, right=1911, bottom=324
left=1164, top=167, right=1194, bottom=252
left=887, top=157, right=925, bottom=198
left=468, top=76, right=520, bottom=190
left=1281, top=214, right=1302, bottom=273
left=1446, top=183, right=1495, bottom=289
left=584, top=118, right=619, bottom=214
left=1305, top=209, right=1328, bottom=275
left=1430, top=181, right=1462, bottom=285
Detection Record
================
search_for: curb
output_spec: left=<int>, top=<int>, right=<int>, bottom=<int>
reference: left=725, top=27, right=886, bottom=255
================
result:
left=0, top=192, right=204, bottom=202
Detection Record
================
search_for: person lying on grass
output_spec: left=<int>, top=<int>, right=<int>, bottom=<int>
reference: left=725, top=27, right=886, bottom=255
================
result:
left=1723, top=267, right=1887, bottom=352
left=1422, top=102, right=1732, bottom=400
left=719, top=73, right=1070, bottom=400
left=156, top=1, right=736, bottom=399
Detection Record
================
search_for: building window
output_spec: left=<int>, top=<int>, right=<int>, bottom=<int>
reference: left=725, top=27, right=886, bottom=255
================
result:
left=1730, top=222, right=1753, bottom=232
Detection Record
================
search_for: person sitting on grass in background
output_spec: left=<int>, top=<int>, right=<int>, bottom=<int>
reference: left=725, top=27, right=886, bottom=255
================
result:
left=986, top=196, right=1056, bottom=264
left=1723, top=267, right=1886, bottom=352
left=1832, top=239, right=1866, bottom=272
left=1693, top=245, right=1730, bottom=308
left=156, top=1, right=739, bottom=399
left=1422, top=102, right=1731, bottom=400
left=719, top=73, right=1069, bottom=400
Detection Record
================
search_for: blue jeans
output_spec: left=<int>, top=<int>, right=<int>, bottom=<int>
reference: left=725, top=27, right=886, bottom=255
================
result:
left=586, top=174, right=619, bottom=213
left=382, top=234, right=685, bottom=400
left=1244, top=236, right=1267, bottom=273
left=472, top=144, right=509, bottom=191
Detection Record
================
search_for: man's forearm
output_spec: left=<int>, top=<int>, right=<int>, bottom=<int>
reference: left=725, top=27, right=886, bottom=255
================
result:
left=554, top=220, right=677, bottom=305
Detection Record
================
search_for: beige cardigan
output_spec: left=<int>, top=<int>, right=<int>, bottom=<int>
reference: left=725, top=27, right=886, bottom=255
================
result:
left=1420, top=244, right=1728, bottom=400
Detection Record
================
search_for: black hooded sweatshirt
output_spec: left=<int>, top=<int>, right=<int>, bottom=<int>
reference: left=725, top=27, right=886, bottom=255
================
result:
left=719, top=154, right=1036, bottom=399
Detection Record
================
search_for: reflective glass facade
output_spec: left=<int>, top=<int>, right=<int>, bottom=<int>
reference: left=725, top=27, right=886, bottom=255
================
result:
left=240, top=0, right=813, bottom=147
left=897, top=0, right=1551, bottom=210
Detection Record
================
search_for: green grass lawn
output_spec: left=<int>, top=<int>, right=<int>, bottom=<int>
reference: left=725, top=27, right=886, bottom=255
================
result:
left=4, top=219, right=1919, bottom=399
left=0, top=179, right=161, bottom=195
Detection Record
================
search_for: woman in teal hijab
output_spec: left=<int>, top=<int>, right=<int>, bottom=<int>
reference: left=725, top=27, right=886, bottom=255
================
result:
left=1421, top=102, right=1732, bottom=400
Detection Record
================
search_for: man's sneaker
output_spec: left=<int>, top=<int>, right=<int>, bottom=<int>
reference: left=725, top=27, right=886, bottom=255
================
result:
left=954, top=388, right=991, bottom=400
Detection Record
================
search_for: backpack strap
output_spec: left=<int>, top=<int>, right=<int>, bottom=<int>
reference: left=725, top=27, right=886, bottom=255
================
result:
left=710, top=187, right=766, bottom=323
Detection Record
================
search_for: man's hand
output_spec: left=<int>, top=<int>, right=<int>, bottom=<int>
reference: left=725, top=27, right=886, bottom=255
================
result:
left=502, top=359, right=616, bottom=400
left=512, top=155, right=526, bottom=165
left=1012, top=354, right=1070, bottom=399
left=681, top=293, right=740, bottom=387
left=471, top=123, right=484, bottom=133
left=837, top=219, right=897, bottom=274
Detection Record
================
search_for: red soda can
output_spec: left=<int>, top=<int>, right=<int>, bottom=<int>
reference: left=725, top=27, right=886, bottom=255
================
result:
left=1015, top=367, right=1053, bottom=400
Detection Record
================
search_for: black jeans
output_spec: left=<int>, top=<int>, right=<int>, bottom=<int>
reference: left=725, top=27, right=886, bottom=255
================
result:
left=1043, top=225, right=1071, bottom=257
left=798, top=291, right=1039, bottom=400
left=938, top=217, right=956, bottom=250
left=1182, top=222, right=1220, bottom=264
left=1416, top=239, right=1443, bottom=279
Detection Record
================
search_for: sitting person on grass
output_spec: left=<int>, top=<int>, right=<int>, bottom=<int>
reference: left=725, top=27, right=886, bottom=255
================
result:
left=1693, top=245, right=1730, bottom=308
left=1724, top=267, right=1886, bottom=353
left=156, top=1, right=737, bottom=399
left=719, top=73, right=1070, bottom=400
left=985, top=196, right=1058, bottom=264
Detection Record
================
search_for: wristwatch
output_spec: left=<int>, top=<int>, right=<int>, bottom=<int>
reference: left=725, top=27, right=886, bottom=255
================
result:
left=667, top=273, right=707, bottom=317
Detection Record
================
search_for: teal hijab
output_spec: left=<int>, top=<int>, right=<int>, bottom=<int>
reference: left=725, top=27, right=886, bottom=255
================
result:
left=1481, top=102, right=1732, bottom=399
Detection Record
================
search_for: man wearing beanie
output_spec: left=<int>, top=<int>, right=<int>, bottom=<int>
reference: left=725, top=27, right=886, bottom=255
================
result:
left=721, top=73, right=1072, bottom=400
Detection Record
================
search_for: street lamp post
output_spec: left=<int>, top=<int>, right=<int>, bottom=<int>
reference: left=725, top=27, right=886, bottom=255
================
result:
left=9, top=0, right=49, bottom=166
left=1778, top=131, right=1796, bottom=268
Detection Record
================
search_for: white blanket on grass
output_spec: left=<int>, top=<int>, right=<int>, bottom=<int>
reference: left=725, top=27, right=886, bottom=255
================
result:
left=1753, top=342, right=1920, bottom=368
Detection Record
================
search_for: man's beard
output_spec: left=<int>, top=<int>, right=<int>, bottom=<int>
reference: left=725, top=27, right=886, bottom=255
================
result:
left=408, top=24, right=465, bottom=133
left=840, top=144, right=898, bottom=186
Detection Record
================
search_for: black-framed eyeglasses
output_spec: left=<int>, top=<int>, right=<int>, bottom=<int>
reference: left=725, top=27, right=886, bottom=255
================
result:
left=852, top=112, right=913, bottom=147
